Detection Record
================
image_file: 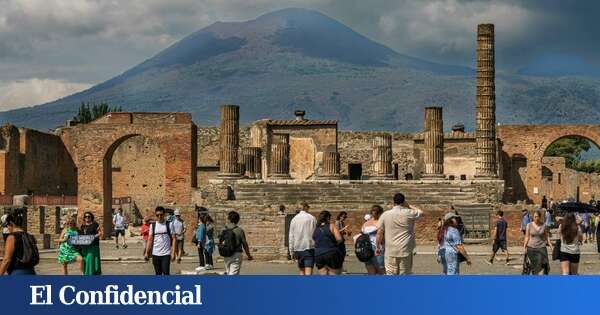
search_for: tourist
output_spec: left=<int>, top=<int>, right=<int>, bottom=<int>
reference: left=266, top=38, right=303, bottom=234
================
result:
left=313, top=210, right=344, bottom=275
left=591, top=213, right=597, bottom=242
left=520, top=209, right=531, bottom=235
left=204, top=214, right=215, bottom=269
left=1, top=214, right=9, bottom=242
left=58, top=217, right=84, bottom=275
left=171, top=209, right=186, bottom=264
left=581, top=211, right=591, bottom=243
left=219, top=211, right=253, bottom=275
left=194, top=214, right=215, bottom=272
left=335, top=211, right=350, bottom=266
left=451, top=206, right=466, bottom=237
left=541, top=195, right=548, bottom=209
left=145, top=206, right=176, bottom=275
left=80, top=211, right=102, bottom=275
left=544, top=208, right=553, bottom=228
left=375, top=193, right=424, bottom=275
left=488, top=210, right=509, bottom=265
left=112, top=207, right=127, bottom=249
left=0, top=209, right=38, bottom=275
left=559, top=213, right=583, bottom=275
left=438, top=212, right=471, bottom=275
left=140, top=216, right=152, bottom=256
left=523, top=210, right=551, bottom=275
left=596, top=213, right=600, bottom=256
left=288, top=201, right=316, bottom=275
left=361, top=205, right=385, bottom=275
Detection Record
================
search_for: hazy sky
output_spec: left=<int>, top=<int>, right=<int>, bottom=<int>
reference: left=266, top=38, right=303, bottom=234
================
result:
left=0, top=0, right=598, bottom=110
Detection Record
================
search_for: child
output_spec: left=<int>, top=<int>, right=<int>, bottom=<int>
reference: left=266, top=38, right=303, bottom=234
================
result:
left=140, top=216, right=152, bottom=255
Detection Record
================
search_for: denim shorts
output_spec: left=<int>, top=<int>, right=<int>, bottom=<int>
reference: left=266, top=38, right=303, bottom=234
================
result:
left=365, top=254, right=385, bottom=269
left=294, top=249, right=315, bottom=269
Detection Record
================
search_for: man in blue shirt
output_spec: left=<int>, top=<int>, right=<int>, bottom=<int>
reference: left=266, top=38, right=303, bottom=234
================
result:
left=520, top=209, right=530, bottom=235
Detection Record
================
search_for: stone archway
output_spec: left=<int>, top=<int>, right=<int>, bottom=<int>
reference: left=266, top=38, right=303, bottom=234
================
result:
left=58, top=113, right=197, bottom=234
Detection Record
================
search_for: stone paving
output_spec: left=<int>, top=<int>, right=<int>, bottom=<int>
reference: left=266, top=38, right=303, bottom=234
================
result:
left=29, top=237, right=600, bottom=275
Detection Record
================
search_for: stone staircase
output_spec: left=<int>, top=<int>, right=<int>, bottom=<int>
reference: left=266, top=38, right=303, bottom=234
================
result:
left=454, top=203, right=492, bottom=240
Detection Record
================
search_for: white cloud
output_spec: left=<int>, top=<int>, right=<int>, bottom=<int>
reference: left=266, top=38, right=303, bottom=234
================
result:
left=0, top=78, right=91, bottom=110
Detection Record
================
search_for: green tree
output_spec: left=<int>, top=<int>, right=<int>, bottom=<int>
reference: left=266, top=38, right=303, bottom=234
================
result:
left=544, top=137, right=591, bottom=169
left=73, top=102, right=122, bottom=124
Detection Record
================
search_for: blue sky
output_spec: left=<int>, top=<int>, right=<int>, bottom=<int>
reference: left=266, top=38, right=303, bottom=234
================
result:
left=1, top=0, right=599, bottom=110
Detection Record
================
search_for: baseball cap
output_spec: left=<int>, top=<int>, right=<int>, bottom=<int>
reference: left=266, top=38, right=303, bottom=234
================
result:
left=174, top=209, right=181, bottom=216
left=443, top=212, right=459, bottom=222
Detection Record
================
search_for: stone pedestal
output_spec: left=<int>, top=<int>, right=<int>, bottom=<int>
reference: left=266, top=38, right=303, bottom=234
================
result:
left=423, top=106, right=444, bottom=179
left=242, top=147, right=262, bottom=179
left=320, top=151, right=340, bottom=179
left=475, top=24, right=498, bottom=178
left=269, top=134, right=291, bottom=179
left=218, top=104, right=241, bottom=178
left=372, top=134, right=393, bottom=179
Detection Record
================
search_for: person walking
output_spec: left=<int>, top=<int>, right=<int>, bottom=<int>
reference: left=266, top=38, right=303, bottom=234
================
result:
left=313, top=211, right=344, bottom=275
left=57, top=217, right=84, bottom=275
left=145, top=207, right=176, bottom=275
left=335, top=211, right=350, bottom=267
left=541, top=195, right=548, bottom=210
left=112, top=208, right=127, bottom=249
left=361, top=205, right=385, bottom=275
left=375, top=193, right=424, bottom=275
left=288, top=201, right=316, bottom=275
left=0, top=209, right=39, bottom=275
left=438, top=212, right=471, bottom=275
left=80, top=211, right=102, bottom=275
left=194, top=214, right=215, bottom=272
left=219, top=211, right=253, bottom=275
left=171, top=209, right=186, bottom=264
left=559, top=213, right=583, bottom=275
left=581, top=211, right=591, bottom=243
left=488, top=210, right=509, bottom=265
left=523, top=210, right=552, bottom=275
left=520, top=209, right=531, bottom=235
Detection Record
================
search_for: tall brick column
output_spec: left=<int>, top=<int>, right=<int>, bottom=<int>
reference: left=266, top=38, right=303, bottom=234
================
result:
left=320, top=151, right=340, bottom=179
left=372, top=134, right=393, bottom=179
left=269, top=134, right=291, bottom=179
left=241, top=147, right=262, bottom=179
left=423, top=106, right=444, bottom=178
left=218, top=104, right=241, bottom=178
left=475, top=24, right=498, bottom=178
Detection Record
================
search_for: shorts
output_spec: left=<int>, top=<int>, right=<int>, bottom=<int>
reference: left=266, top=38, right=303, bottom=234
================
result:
left=365, top=254, right=385, bottom=269
left=315, top=250, right=343, bottom=270
left=114, top=229, right=125, bottom=236
left=492, top=240, right=507, bottom=253
left=559, top=252, right=580, bottom=263
left=582, top=226, right=590, bottom=234
left=294, top=249, right=315, bottom=269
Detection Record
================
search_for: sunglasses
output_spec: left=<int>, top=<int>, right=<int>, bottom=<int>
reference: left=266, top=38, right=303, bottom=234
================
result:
left=84, top=216, right=92, bottom=218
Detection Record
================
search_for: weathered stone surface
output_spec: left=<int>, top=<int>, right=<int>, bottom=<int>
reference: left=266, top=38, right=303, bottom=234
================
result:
left=372, top=134, right=393, bottom=179
left=218, top=105, right=241, bottom=177
left=269, top=134, right=291, bottom=179
left=423, top=107, right=444, bottom=178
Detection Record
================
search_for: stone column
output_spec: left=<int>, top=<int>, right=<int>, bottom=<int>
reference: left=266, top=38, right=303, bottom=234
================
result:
left=218, top=104, right=241, bottom=178
left=423, top=106, right=444, bottom=178
left=475, top=23, right=498, bottom=178
left=269, top=134, right=291, bottom=179
left=241, top=147, right=262, bottom=179
left=372, top=134, right=393, bottom=179
left=320, top=151, right=340, bottom=179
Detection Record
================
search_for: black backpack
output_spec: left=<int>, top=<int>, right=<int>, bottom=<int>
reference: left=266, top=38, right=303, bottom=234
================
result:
left=218, top=227, right=239, bottom=257
left=354, top=233, right=374, bottom=262
left=18, top=233, right=40, bottom=268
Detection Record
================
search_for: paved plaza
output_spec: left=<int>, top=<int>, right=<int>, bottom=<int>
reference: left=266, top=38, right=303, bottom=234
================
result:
left=30, top=237, right=600, bottom=275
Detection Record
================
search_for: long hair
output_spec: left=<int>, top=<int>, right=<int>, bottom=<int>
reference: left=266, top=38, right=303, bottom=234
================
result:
left=4, top=208, right=26, bottom=228
left=337, top=211, right=347, bottom=221
left=561, top=213, right=579, bottom=244
left=371, top=205, right=384, bottom=220
left=317, top=211, right=331, bottom=226
left=205, top=214, right=214, bottom=224
left=437, top=218, right=454, bottom=245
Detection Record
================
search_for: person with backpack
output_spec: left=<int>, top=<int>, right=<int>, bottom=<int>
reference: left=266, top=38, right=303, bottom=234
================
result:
left=0, top=208, right=39, bottom=275
left=358, top=205, right=385, bottom=275
left=145, top=206, right=177, bottom=275
left=313, top=210, right=344, bottom=275
left=288, top=201, right=316, bottom=275
left=219, top=211, right=253, bottom=275
left=57, top=217, right=84, bottom=275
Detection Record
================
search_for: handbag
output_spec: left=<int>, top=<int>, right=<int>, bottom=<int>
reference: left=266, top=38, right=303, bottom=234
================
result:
left=552, top=239, right=561, bottom=261
left=522, top=253, right=532, bottom=275
left=458, top=252, right=467, bottom=263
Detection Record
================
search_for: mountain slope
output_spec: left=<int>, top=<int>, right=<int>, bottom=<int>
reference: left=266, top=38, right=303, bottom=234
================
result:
left=2, top=8, right=600, bottom=132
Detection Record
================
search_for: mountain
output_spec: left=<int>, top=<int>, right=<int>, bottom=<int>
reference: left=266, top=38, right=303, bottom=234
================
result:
left=3, top=8, right=600, bottom=132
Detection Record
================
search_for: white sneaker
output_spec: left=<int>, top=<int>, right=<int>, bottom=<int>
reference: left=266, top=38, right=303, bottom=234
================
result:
left=204, top=264, right=213, bottom=270
left=195, top=266, right=206, bottom=272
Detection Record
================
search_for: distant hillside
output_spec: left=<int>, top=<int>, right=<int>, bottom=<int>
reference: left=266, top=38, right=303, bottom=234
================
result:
left=2, top=8, right=600, bottom=132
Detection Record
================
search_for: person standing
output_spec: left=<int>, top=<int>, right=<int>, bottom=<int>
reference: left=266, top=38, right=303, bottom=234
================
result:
left=313, top=211, right=344, bottom=275
left=57, top=217, right=84, bottom=275
left=219, top=211, right=253, bottom=275
left=559, top=213, right=583, bottom=275
left=438, top=212, right=471, bottom=275
left=112, top=208, right=127, bottom=249
left=1, top=214, right=9, bottom=242
left=0, top=209, right=39, bottom=275
left=140, top=216, right=152, bottom=256
left=523, top=210, right=552, bottom=275
left=520, top=209, right=531, bottom=235
left=335, top=211, right=350, bottom=267
left=361, top=205, right=385, bottom=275
left=541, top=196, right=548, bottom=210
left=145, top=207, right=176, bottom=275
left=204, top=215, right=215, bottom=269
left=80, top=211, right=102, bottom=275
left=488, top=210, right=509, bottom=265
left=171, top=209, right=186, bottom=264
left=581, top=211, right=591, bottom=243
left=544, top=209, right=553, bottom=228
left=194, top=214, right=215, bottom=272
left=375, top=193, right=424, bottom=275
left=288, top=201, right=316, bottom=275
